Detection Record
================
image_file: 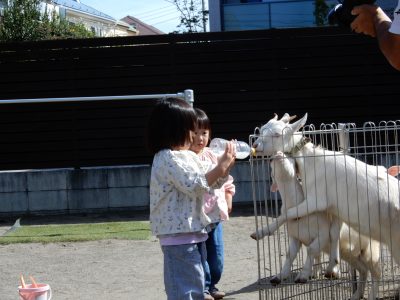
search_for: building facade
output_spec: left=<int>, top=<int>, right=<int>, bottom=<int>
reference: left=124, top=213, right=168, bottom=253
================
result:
left=0, top=0, right=138, bottom=37
left=50, top=0, right=138, bottom=37
left=121, top=15, right=165, bottom=36
left=209, top=0, right=398, bottom=32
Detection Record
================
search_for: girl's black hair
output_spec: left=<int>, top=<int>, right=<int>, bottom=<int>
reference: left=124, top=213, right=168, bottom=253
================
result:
left=146, top=98, right=196, bottom=155
left=194, top=108, right=211, bottom=133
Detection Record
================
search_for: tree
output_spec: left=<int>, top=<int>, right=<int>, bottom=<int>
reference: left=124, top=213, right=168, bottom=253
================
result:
left=171, top=0, right=208, bottom=33
left=0, top=0, right=44, bottom=41
left=40, top=9, right=95, bottom=40
left=0, top=0, right=95, bottom=42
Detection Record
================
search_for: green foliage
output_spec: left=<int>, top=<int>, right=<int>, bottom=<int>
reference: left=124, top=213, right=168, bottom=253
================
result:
left=0, top=0, right=95, bottom=42
left=0, top=221, right=151, bottom=244
left=172, top=0, right=208, bottom=33
left=314, top=0, right=330, bottom=26
left=40, top=10, right=95, bottom=40
left=0, top=0, right=43, bottom=41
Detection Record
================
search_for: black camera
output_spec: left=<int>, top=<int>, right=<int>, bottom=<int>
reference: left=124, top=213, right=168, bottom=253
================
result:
left=328, top=0, right=376, bottom=27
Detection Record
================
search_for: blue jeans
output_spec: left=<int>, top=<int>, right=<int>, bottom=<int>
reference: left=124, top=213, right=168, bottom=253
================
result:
left=204, top=222, right=224, bottom=291
left=162, top=242, right=207, bottom=300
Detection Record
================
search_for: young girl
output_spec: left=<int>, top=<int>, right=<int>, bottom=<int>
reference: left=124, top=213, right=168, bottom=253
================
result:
left=146, top=98, right=236, bottom=300
left=190, top=108, right=236, bottom=300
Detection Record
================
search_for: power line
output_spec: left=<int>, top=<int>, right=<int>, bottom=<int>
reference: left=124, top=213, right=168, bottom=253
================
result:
left=138, top=8, right=177, bottom=21
left=133, top=5, right=176, bottom=18
left=142, top=10, right=178, bottom=23
left=151, top=16, right=180, bottom=26
left=113, top=4, right=176, bottom=20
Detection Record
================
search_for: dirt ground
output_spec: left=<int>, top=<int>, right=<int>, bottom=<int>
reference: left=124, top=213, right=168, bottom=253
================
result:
left=0, top=208, right=261, bottom=300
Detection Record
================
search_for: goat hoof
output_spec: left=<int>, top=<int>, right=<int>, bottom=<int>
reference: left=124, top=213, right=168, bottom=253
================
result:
left=294, top=277, right=308, bottom=284
left=250, top=233, right=259, bottom=240
left=269, top=276, right=281, bottom=285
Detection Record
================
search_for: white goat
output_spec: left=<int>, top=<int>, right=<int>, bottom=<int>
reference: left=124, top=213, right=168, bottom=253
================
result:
left=251, top=113, right=400, bottom=297
left=251, top=149, right=381, bottom=300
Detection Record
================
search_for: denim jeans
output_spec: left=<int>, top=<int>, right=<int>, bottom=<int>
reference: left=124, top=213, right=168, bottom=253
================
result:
left=162, top=242, right=207, bottom=300
left=204, top=222, right=224, bottom=291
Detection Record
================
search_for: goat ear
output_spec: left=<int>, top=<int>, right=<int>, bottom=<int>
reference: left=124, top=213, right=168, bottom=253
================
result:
left=289, top=113, right=307, bottom=132
left=280, top=113, right=290, bottom=123
left=281, top=113, right=298, bottom=123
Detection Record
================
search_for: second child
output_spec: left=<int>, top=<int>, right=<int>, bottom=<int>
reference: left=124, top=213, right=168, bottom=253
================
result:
left=190, top=108, right=236, bottom=300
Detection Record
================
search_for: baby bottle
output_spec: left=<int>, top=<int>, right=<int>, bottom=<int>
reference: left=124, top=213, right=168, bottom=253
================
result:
left=209, top=138, right=255, bottom=159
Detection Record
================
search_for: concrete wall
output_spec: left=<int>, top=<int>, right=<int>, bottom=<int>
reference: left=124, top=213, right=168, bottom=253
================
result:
left=0, top=162, right=261, bottom=215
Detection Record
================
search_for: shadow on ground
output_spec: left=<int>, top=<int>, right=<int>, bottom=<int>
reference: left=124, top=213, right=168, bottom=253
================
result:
left=224, top=280, right=260, bottom=299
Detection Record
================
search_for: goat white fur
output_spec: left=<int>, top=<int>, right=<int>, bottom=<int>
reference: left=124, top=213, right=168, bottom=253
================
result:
left=252, top=113, right=397, bottom=296
left=251, top=150, right=380, bottom=300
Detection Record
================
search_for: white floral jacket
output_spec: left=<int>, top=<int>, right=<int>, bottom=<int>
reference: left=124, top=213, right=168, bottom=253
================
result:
left=149, top=149, right=225, bottom=236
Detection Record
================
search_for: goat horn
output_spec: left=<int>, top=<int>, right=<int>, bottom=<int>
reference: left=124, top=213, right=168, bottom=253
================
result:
left=288, top=115, right=297, bottom=121
left=273, top=113, right=278, bottom=120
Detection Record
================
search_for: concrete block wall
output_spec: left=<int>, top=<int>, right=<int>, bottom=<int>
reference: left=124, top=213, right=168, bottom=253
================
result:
left=0, top=162, right=261, bottom=215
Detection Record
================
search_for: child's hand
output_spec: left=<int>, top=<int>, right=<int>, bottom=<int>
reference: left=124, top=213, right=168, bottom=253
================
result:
left=218, top=140, right=236, bottom=177
left=206, top=141, right=236, bottom=186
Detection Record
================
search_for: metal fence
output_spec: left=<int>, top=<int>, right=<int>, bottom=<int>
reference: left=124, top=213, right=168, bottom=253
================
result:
left=250, top=118, right=400, bottom=299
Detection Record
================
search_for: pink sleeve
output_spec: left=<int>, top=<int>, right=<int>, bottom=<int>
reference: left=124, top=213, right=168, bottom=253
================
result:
left=203, top=193, right=218, bottom=214
left=199, top=147, right=235, bottom=221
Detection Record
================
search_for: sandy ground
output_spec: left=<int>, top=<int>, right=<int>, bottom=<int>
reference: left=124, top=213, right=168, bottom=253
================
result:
left=0, top=209, right=261, bottom=300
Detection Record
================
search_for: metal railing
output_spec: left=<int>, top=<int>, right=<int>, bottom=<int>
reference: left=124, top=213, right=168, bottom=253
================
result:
left=0, top=89, right=194, bottom=106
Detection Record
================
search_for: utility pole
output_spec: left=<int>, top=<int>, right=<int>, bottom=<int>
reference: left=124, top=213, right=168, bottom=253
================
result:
left=201, top=0, right=206, bottom=32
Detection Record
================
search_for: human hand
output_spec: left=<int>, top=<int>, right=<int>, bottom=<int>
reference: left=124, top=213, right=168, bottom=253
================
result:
left=206, top=141, right=236, bottom=186
left=351, top=4, right=378, bottom=37
left=388, top=165, right=400, bottom=177
left=218, top=140, right=236, bottom=177
left=227, top=139, right=237, bottom=172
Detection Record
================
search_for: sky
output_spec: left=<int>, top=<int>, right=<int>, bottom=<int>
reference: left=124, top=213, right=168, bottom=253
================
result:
left=80, top=0, right=183, bottom=34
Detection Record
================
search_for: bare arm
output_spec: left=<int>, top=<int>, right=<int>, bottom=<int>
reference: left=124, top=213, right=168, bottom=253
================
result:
left=376, top=17, right=400, bottom=70
left=225, top=191, right=233, bottom=213
left=205, top=141, right=236, bottom=186
left=351, top=5, right=400, bottom=70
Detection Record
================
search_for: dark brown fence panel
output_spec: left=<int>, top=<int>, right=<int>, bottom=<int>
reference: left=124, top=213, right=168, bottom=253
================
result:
left=0, top=27, right=399, bottom=170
